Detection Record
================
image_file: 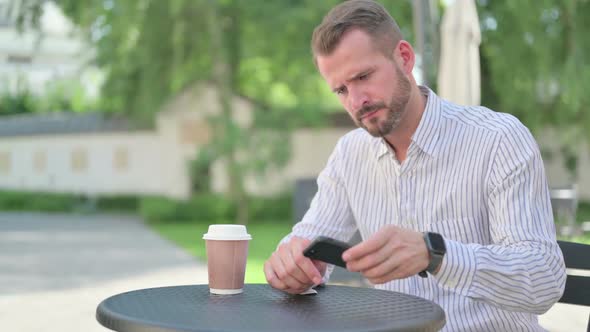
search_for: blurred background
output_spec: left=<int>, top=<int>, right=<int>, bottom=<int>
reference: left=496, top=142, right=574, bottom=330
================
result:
left=0, top=0, right=589, bottom=331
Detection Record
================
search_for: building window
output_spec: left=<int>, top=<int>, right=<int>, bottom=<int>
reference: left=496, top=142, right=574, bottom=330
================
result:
left=0, top=151, right=10, bottom=174
left=179, top=120, right=211, bottom=145
left=113, top=147, right=129, bottom=172
left=7, top=55, right=32, bottom=64
left=71, top=148, right=88, bottom=172
left=33, top=150, right=46, bottom=173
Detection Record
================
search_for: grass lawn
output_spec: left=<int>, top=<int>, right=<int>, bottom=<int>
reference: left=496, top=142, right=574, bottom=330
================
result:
left=561, top=233, right=590, bottom=243
left=149, top=220, right=293, bottom=283
left=556, top=200, right=590, bottom=244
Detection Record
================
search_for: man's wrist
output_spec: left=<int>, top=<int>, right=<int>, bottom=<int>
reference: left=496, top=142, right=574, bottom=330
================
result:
left=419, top=232, right=446, bottom=277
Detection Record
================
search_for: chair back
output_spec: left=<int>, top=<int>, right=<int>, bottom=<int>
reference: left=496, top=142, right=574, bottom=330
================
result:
left=557, top=240, right=590, bottom=332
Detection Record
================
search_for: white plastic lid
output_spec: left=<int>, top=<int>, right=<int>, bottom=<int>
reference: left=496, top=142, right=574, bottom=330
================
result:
left=203, top=224, right=252, bottom=241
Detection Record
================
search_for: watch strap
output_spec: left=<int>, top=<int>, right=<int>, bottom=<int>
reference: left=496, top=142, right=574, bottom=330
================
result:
left=419, top=232, right=446, bottom=278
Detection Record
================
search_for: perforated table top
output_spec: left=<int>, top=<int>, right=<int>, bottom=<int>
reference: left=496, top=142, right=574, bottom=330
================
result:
left=96, top=284, right=445, bottom=332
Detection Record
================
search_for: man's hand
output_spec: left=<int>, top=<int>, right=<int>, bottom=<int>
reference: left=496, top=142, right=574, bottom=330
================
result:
left=264, top=236, right=327, bottom=294
left=342, top=226, right=429, bottom=284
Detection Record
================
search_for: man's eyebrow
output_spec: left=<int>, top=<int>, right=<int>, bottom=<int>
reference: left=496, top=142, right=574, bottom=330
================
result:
left=353, top=68, right=373, bottom=79
left=333, top=68, right=375, bottom=91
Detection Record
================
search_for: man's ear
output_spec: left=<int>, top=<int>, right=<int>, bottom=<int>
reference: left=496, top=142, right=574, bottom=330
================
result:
left=395, top=40, right=415, bottom=75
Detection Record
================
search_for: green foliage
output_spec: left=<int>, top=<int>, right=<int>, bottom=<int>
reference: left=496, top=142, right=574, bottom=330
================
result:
left=0, top=89, right=38, bottom=115
left=575, top=201, right=590, bottom=224
left=38, top=80, right=100, bottom=113
left=186, top=193, right=236, bottom=221
left=188, top=157, right=211, bottom=193
left=139, top=194, right=235, bottom=223
left=477, top=0, right=590, bottom=178
left=0, top=80, right=99, bottom=115
left=233, top=0, right=413, bottom=112
left=46, top=0, right=213, bottom=124
left=0, top=188, right=290, bottom=222
left=0, top=191, right=79, bottom=212
left=0, top=191, right=143, bottom=213
left=95, top=195, right=139, bottom=212
left=247, top=193, right=293, bottom=222
left=22, top=0, right=413, bottom=122
left=139, top=196, right=187, bottom=222
left=139, top=192, right=293, bottom=223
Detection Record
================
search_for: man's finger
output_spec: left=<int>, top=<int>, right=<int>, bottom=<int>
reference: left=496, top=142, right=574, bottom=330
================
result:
left=313, top=260, right=328, bottom=277
left=343, top=231, right=390, bottom=262
left=361, top=253, right=399, bottom=280
left=268, top=250, right=303, bottom=290
left=264, top=260, right=288, bottom=290
left=346, top=241, right=392, bottom=272
left=276, top=248, right=310, bottom=289
left=291, top=240, right=323, bottom=285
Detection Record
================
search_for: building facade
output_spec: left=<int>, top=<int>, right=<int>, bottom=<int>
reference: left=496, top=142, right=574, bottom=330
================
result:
left=0, top=0, right=101, bottom=97
left=0, top=85, right=352, bottom=199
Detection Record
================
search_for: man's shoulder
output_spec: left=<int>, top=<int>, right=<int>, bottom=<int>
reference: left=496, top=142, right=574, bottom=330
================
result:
left=440, top=100, right=529, bottom=136
left=439, top=101, right=540, bottom=156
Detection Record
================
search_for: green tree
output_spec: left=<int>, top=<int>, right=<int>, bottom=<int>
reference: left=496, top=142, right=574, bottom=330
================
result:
left=478, top=0, right=590, bottom=180
left=23, top=0, right=587, bottom=192
left=19, top=0, right=413, bottom=223
left=0, top=89, right=37, bottom=115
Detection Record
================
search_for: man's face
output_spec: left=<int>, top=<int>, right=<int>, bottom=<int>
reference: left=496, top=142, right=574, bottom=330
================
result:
left=316, top=29, right=411, bottom=137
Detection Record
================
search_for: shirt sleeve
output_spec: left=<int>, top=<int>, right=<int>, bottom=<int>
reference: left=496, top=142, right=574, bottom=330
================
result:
left=434, top=123, right=566, bottom=314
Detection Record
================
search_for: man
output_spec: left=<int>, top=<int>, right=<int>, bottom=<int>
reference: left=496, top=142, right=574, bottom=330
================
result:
left=264, top=0, right=566, bottom=331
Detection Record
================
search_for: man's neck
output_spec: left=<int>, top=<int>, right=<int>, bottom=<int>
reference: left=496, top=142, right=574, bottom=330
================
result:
left=384, top=86, right=428, bottom=163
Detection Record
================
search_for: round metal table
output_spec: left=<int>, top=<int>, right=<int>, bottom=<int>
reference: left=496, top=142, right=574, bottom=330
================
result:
left=96, top=284, right=445, bottom=332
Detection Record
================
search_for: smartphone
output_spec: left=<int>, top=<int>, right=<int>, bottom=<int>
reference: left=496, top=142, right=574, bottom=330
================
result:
left=303, top=236, right=352, bottom=268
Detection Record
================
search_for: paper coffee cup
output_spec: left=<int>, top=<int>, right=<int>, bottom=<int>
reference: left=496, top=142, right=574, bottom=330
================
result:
left=203, top=225, right=251, bottom=295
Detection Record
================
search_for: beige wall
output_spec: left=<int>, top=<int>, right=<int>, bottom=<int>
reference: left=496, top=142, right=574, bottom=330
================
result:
left=230, top=128, right=352, bottom=195
left=0, top=85, right=256, bottom=199
left=0, top=124, right=587, bottom=201
left=0, top=132, right=190, bottom=197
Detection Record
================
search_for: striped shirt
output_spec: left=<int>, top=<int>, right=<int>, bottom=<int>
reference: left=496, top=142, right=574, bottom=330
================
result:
left=288, top=87, right=566, bottom=331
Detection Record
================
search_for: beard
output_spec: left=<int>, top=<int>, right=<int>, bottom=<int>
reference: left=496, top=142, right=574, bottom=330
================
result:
left=354, top=67, right=412, bottom=137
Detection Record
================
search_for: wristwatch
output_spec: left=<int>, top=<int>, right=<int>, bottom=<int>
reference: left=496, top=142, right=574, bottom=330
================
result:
left=418, top=232, right=446, bottom=278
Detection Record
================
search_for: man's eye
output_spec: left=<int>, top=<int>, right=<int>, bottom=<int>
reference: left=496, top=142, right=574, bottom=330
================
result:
left=336, top=87, right=347, bottom=95
left=359, top=73, right=369, bottom=80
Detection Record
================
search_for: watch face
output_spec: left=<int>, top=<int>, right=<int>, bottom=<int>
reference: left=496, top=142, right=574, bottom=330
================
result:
left=429, top=232, right=446, bottom=254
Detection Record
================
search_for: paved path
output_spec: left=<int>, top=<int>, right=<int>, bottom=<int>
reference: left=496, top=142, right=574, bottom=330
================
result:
left=0, top=212, right=208, bottom=332
left=0, top=212, right=586, bottom=332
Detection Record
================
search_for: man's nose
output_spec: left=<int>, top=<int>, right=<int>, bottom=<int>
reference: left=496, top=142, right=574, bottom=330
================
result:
left=349, top=88, right=369, bottom=112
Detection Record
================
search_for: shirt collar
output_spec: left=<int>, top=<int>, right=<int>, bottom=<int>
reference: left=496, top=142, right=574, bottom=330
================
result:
left=411, top=86, right=442, bottom=157
left=374, top=86, right=442, bottom=159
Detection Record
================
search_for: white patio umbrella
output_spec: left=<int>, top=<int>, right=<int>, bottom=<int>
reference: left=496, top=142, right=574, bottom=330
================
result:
left=437, top=0, right=481, bottom=106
